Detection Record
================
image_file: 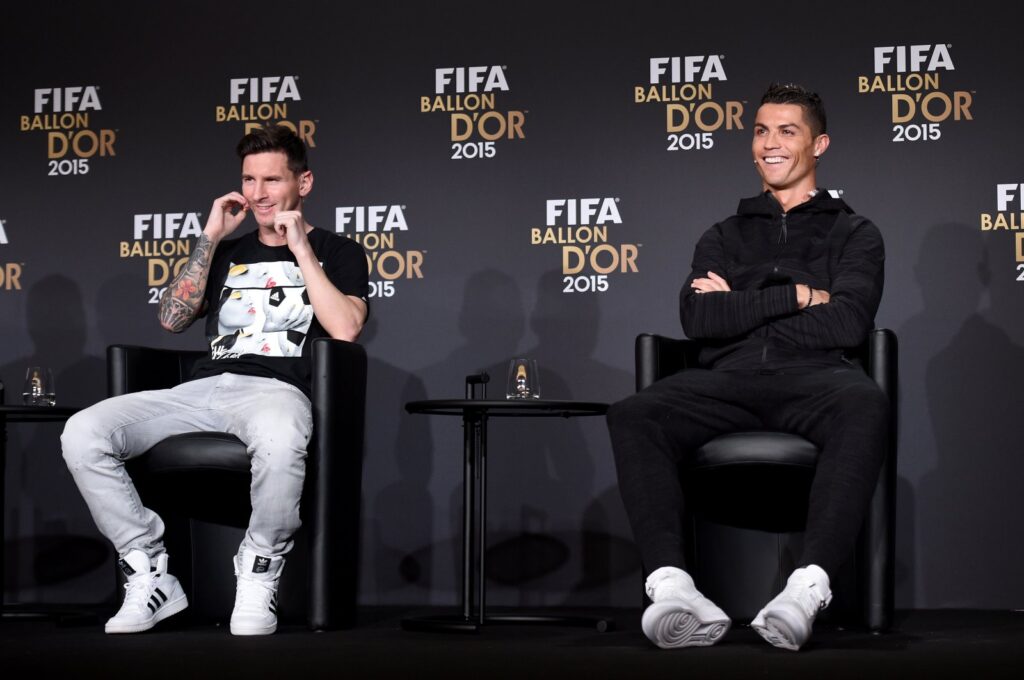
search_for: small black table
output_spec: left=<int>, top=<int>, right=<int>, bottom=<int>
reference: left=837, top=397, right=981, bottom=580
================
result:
left=1, top=405, right=81, bottom=612
left=402, top=397, right=609, bottom=633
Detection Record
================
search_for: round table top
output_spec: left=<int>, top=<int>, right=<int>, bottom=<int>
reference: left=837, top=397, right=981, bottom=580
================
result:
left=0, top=404, right=81, bottom=422
left=405, top=399, right=608, bottom=418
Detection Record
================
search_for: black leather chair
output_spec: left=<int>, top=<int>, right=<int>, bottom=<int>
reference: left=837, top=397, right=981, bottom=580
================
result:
left=635, top=329, right=897, bottom=631
left=108, top=338, right=367, bottom=630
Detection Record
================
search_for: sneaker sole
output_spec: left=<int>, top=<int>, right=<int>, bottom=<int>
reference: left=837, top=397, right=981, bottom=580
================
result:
left=229, top=621, right=278, bottom=636
left=642, top=601, right=730, bottom=649
left=105, top=595, right=189, bottom=634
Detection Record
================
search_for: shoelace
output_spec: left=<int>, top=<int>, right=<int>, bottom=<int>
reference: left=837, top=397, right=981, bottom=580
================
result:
left=122, top=574, right=157, bottom=611
left=235, top=577, right=275, bottom=609
left=790, top=579, right=831, bottom=617
left=646, top=570, right=696, bottom=601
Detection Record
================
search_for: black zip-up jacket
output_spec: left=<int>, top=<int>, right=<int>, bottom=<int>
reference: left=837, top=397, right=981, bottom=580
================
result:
left=679, top=190, right=885, bottom=372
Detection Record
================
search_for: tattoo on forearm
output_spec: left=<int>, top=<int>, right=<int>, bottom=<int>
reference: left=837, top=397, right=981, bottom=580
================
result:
left=160, top=297, right=197, bottom=333
left=158, top=234, right=215, bottom=331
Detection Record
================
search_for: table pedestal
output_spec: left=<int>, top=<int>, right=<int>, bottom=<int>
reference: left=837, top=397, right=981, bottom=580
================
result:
left=400, top=398, right=611, bottom=633
left=1, top=405, right=87, bottom=619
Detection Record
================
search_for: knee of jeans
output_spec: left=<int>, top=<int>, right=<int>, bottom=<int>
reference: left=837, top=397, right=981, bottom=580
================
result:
left=607, top=393, right=658, bottom=430
left=61, top=411, right=108, bottom=468
left=244, top=414, right=311, bottom=460
left=837, top=384, right=890, bottom=425
left=249, top=440, right=308, bottom=478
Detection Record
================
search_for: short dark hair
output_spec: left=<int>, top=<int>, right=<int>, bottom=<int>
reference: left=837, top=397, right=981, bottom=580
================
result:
left=760, top=83, right=827, bottom=137
left=236, top=124, right=309, bottom=174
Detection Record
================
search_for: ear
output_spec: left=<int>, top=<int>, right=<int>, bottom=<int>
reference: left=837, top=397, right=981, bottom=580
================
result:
left=298, top=170, right=314, bottom=197
left=813, top=133, right=830, bottom=158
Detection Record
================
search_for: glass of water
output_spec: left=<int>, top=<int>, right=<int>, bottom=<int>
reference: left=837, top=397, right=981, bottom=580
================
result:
left=505, top=358, right=540, bottom=399
left=23, top=366, right=56, bottom=406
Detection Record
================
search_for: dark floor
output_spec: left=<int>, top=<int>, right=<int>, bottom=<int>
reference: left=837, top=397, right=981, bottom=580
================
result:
left=3, top=607, right=1024, bottom=679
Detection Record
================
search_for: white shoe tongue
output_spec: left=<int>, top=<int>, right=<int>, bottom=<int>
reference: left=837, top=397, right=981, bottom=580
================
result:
left=239, top=551, right=282, bottom=578
left=121, top=550, right=151, bottom=576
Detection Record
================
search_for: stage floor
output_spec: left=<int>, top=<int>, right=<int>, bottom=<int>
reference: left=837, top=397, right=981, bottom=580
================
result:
left=3, top=607, right=1023, bottom=678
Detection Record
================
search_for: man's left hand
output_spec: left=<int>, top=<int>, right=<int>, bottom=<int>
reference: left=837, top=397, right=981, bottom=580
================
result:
left=274, top=210, right=312, bottom=255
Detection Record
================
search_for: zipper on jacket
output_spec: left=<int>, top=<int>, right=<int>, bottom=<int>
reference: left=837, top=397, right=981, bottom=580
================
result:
left=778, top=212, right=788, bottom=244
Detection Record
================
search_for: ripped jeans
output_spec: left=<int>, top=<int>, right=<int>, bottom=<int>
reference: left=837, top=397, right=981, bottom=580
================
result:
left=62, top=373, right=312, bottom=560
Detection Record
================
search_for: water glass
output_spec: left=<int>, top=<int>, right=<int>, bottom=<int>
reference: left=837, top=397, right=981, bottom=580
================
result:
left=506, top=358, right=540, bottom=399
left=23, top=366, right=56, bottom=406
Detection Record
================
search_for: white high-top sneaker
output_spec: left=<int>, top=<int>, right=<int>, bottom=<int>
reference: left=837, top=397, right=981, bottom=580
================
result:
left=105, top=550, right=188, bottom=634
left=230, top=550, right=284, bottom=636
left=751, top=564, right=833, bottom=651
left=640, top=566, right=731, bottom=649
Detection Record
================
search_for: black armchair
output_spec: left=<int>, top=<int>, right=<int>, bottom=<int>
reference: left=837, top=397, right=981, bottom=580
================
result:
left=108, top=338, right=367, bottom=630
left=635, top=329, right=897, bottom=631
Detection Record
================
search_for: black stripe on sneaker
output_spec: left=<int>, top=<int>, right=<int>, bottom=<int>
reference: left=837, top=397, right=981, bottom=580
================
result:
left=154, top=588, right=168, bottom=603
left=148, top=601, right=156, bottom=613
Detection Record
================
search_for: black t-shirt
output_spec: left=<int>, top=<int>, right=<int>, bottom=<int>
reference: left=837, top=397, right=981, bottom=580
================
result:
left=188, top=228, right=368, bottom=396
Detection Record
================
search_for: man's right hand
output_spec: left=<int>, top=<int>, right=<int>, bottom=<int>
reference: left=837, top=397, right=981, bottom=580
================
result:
left=158, top=194, right=243, bottom=333
left=204, top=192, right=249, bottom=241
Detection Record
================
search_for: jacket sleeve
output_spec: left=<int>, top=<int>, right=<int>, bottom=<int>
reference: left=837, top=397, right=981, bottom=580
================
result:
left=766, top=217, right=885, bottom=349
left=679, top=225, right=799, bottom=339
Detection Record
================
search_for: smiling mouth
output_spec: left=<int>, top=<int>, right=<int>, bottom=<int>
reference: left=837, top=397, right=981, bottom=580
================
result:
left=763, top=156, right=787, bottom=165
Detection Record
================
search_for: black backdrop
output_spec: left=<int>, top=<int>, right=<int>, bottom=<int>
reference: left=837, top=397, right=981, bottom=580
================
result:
left=2, top=0, right=1022, bottom=610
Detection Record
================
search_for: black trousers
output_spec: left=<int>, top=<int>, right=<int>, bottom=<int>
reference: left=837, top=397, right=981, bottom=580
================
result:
left=606, top=365, right=889, bottom=579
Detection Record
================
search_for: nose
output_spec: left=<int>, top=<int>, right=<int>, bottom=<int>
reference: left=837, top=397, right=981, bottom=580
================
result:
left=249, top=179, right=267, bottom=200
left=762, top=130, right=781, bottom=149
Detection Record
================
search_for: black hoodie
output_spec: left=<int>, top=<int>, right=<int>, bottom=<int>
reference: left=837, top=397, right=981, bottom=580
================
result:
left=679, top=190, right=885, bottom=372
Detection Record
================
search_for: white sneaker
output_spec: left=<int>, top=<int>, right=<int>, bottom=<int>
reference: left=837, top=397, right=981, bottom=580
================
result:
left=230, top=550, right=284, bottom=636
left=640, top=567, right=731, bottom=649
left=105, top=550, right=188, bottom=634
left=751, top=564, right=832, bottom=651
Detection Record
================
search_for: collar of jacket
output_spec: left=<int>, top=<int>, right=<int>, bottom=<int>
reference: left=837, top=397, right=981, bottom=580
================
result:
left=736, top=189, right=854, bottom=217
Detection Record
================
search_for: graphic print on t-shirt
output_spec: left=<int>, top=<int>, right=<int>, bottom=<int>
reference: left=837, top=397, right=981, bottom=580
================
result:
left=210, top=260, right=314, bottom=359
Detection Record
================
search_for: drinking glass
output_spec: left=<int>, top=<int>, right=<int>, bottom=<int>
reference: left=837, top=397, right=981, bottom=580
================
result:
left=23, top=366, right=56, bottom=406
left=506, top=358, right=540, bottom=399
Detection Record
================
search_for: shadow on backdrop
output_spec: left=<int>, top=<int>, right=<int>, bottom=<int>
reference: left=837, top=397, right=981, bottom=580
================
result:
left=1, top=275, right=108, bottom=602
left=485, top=270, right=637, bottom=607
left=393, top=270, right=526, bottom=605
left=362, top=316, right=435, bottom=603
left=908, top=223, right=1024, bottom=607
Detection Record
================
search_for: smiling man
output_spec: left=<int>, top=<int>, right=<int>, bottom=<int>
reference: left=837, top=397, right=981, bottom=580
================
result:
left=62, top=125, right=368, bottom=636
left=607, top=83, right=887, bottom=651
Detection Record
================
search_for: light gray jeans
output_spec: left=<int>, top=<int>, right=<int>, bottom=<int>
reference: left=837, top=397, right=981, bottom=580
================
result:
left=61, top=373, right=312, bottom=560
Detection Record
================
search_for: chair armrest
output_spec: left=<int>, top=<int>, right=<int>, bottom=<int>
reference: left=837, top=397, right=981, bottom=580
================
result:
left=309, top=338, right=368, bottom=469
left=306, top=337, right=367, bottom=629
left=636, top=330, right=898, bottom=398
left=107, top=345, right=206, bottom=397
left=635, top=334, right=700, bottom=391
left=865, top=328, right=898, bottom=404
left=851, top=328, right=898, bottom=631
